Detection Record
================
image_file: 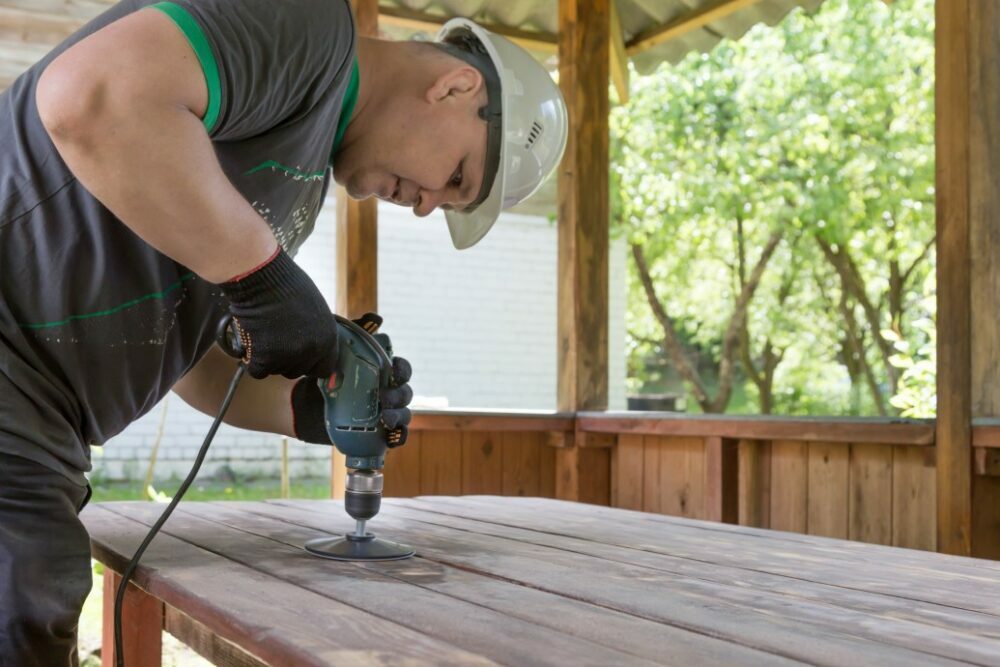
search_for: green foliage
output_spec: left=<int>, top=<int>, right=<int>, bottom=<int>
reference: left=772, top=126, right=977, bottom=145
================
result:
left=886, top=273, right=936, bottom=417
left=614, top=0, right=935, bottom=415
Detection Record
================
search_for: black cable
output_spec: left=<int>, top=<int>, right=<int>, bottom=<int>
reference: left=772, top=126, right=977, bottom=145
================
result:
left=114, top=363, right=245, bottom=667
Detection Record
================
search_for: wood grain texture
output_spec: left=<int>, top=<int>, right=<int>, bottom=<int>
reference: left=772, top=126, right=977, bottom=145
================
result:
left=102, top=571, right=162, bottom=667
left=577, top=413, right=934, bottom=445
left=410, top=411, right=574, bottom=433
left=807, top=442, right=849, bottom=539
left=86, top=506, right=498, bottom=667
left=612, top=433, right=644, bottom=510
left=85, top=499, right=1000, bottom=667
left=738, top=439, right=770, bottom=527
left=176, top=501, right=795, bottom=667
left=382, top=430, right=422, bottom=497
left=769, top=440, right=807, bottom=533
left=385, top=498, right=1000, bottom=665
left=557, top=0, right=610, bottom=413
left=419, top=431, right=463, bottom=495
left=539, top=437, right=557, bottom=498
left=849, top=443, right=894, bottom=546
left=642, top=436, right=661, bottom=513
left=555, top=441, right=611, bottom=505
left=502, top=431, right=541, bottom=497
left=164, top=606, right=266, bottom=667
left=935, top=0, right=973, bottom=556
left=655, top=436, right=705, bottom=519
left=461, top=431, right=503, bottom=495
left=892, top=445, right=937, bottom=551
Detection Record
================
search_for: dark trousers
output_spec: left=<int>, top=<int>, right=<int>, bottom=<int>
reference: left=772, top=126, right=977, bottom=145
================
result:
left=0, top=452, right=92, bottom=667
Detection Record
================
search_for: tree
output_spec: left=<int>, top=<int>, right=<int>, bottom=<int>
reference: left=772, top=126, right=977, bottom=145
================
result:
left=613, top=0, right=935, bottom=416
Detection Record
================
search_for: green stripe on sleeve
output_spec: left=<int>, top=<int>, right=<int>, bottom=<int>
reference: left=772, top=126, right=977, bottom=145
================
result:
left=151, top=1, right=222, bottom=133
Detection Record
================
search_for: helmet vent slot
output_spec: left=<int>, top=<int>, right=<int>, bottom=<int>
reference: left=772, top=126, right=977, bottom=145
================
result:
left=525, top=121, right=543, bottom=149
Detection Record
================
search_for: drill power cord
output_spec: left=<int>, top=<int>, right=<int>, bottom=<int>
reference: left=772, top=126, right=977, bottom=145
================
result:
left=113, top=363, right=246, bottom=667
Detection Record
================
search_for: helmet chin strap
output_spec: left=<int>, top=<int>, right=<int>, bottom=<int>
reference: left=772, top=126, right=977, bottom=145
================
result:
left=429, top=32, right=503, bottom=210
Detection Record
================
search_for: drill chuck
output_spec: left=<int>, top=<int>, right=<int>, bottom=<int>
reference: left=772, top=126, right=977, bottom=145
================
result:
left=344, top=469, right=383, bottom=521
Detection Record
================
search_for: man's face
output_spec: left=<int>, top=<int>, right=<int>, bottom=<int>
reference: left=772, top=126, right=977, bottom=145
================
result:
left=333, top=65, right=489, bottom=218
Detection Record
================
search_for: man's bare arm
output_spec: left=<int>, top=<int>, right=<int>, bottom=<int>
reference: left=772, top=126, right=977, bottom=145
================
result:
left=35, top=8, right=275, bottom=283
left=172, top=345, right=298, bottom=437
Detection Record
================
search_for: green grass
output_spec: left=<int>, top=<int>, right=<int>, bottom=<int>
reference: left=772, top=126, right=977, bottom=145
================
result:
left=90, top=477, right=333, bottom=503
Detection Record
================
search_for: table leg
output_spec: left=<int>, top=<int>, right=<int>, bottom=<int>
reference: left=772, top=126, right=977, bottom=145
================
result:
left=101, top=570, right=163, bottom=667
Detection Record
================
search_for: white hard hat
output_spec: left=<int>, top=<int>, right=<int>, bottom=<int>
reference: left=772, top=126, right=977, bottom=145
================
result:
left=434, top=18, right=568, bottom=249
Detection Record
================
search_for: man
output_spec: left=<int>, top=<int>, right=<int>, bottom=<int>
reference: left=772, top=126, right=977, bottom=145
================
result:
left=0, top=0, right=567, bottom=662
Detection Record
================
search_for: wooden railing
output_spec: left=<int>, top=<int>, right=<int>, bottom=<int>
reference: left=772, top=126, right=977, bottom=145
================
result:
left=374, top=409, right=1000, bottom=556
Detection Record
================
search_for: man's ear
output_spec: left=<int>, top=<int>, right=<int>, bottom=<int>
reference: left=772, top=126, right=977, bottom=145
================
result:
left=426, top=65, right=483, bottom=104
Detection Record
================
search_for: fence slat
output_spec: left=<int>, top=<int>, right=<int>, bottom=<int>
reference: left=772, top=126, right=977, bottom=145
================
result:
left=461, top=431, right=504, bottom=495
left=807, top=442, right=849, bottom=539
left=502, top=431, right=541, bottom=497
left=849, top=443, right=893, bottom=545
left=738, top=439, right=771, bottom=528
left=539, top=435, right=556, bottom=498
left=769, top=440, right=808, bottom=533
left=893, top=445, right=936, bottom=550
left=383, top=431, right=422, bottom=497
left=656, top=436, right=705, bottom=519
left=420, top=431, right=463, bottom=495
left=642, top=436, right=661, bottom=513
left=613, top=434, right=644, bottom=510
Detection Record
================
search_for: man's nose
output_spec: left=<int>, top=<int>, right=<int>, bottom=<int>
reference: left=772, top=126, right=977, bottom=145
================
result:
left=413, top=188, right=450, bottom=217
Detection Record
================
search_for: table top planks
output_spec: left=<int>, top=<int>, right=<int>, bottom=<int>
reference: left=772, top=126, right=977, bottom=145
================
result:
left=82, top=496, right=1000, bottom=667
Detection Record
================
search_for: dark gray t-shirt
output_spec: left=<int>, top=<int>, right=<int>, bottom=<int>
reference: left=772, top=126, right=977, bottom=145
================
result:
left=0, top=0, right=357, bottom=484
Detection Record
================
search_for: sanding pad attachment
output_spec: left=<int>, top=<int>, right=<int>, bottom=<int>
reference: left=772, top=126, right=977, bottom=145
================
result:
left=304, top=532, right=415, bottom=561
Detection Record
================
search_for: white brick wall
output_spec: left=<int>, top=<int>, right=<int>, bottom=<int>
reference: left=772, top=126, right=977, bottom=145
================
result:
left=93, top=200, right=626, bottom=481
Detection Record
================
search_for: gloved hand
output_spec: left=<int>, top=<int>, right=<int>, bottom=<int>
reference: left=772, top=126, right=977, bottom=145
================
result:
left=290, top=322, right=413, bottom=447
left=218, top=246, right=339, bottom=380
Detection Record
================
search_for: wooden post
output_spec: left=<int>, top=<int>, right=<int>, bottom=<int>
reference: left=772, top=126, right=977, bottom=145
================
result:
left=556, top=0, right=611, bottom=503
left=936, top=0, right=1000, bottom=558
left=102, top=571, right=163, bottom=667
left=966, top=0, right=1000, bottom=558
left=332, top=0, right=379, bottom=498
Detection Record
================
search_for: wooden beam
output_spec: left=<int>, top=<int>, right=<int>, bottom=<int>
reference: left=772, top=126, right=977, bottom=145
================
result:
left=935, top=0, right=973, bottom=557
left=609, top=1, right=629, bottom=103
left=967, top=0, right=1000, bottom=559
left=578, top=413, right=935, bottom=445
left=332, top=0, right=379, bottom=498
left=410, top=410, right=575, bottom=433
left=625, top=0, right=762, bottom=57
left=377, top=6, right=557, bottom=54
left=557, top=0, right=609, bottom=415
left=556, top=0, right=611, bottom=504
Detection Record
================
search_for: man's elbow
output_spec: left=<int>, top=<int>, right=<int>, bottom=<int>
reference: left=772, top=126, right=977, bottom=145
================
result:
left=36, top=57, right=110, bottom=149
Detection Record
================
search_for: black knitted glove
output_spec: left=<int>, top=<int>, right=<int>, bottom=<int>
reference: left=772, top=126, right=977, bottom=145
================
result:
left=218, top=247, right=339, bottom=380
left=291, top=340, right=413, bottom=447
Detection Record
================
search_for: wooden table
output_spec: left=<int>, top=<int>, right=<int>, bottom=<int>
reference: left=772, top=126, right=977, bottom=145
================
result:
left=82, top=496, right=1000, bottom=666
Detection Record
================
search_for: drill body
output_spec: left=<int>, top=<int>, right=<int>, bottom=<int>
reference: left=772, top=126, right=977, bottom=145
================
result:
left=304, top=315, right=413, bottom=560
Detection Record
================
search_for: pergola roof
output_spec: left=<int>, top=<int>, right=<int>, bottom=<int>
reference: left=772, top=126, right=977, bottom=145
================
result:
left=1, top=0, right=825, bottom=91
left=379, top=0, right=824, bottom=74
left=0, top=0, right=826, bottom=215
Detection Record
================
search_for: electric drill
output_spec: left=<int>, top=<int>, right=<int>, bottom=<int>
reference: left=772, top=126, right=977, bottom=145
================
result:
left=302, top=313, right=415, bottom=561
